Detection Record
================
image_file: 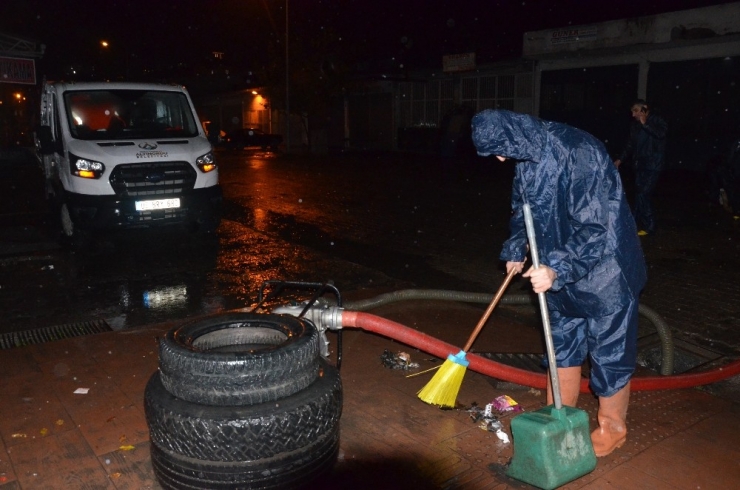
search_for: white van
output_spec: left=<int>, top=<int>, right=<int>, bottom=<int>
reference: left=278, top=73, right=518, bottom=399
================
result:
left=36, top=81, right=222, bottom=242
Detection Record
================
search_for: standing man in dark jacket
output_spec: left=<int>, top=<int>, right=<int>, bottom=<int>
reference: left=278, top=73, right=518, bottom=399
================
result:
left=471, top=109, right=647, bottom=457
left=614, top=99, right=668, bottom=236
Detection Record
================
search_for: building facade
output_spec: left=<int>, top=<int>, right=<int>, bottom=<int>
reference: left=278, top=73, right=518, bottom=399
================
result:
left=199, top=2, right=740, bottom=168
left=524, top=2, right=740, bottom=169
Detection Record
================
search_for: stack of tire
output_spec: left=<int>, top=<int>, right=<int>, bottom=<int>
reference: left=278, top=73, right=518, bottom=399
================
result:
left=144, top=312, right=343, bottom=489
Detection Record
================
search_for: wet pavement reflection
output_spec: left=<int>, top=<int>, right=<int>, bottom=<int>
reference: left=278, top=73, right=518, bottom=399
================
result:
left=0, top=150, right=509, bottom=334
left=1, top=148, right=739, bottom=382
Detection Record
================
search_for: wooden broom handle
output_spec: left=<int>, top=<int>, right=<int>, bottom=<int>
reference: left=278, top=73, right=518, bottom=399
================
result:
left=462, top=267, right=518, bottom=352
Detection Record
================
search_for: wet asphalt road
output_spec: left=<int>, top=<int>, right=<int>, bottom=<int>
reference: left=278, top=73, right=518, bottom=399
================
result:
left=0, top=149, right=516, bottom=335
left=1, top=147, right=739, bottom=372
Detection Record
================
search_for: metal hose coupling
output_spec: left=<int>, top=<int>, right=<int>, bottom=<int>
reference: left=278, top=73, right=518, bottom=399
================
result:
left=271, top=304, right=344, bottom=357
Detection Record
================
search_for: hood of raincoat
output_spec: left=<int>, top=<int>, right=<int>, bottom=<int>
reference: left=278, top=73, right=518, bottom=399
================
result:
left=471, top=109, right=547, bottom=161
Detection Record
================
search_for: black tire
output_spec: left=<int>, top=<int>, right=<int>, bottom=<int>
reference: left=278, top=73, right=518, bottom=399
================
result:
left=158, top=312, right=322, bottom=406
left=190, top=214, right=220, bottom=235
left=146, top=362, right=342, bottom=489
left=150, top=432, right=338, bottom=490
left=58, top=200, right=91, bottom=249
left=146, top=363, right=342, bottom=461
left=191, top=200, right=222, bottom=235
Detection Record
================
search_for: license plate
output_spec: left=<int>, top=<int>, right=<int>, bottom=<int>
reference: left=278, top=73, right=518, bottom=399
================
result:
left=135, top=198, right=181, bottom=211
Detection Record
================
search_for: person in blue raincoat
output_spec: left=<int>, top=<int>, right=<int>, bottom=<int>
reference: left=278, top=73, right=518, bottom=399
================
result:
left=471, top=109, right=647, bottom=457
left=614, top=99, right=668, bottom=236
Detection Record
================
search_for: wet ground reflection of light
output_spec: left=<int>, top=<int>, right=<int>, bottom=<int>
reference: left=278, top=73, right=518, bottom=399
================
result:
left=248, top=159, right=267, bottom=170
left=143, top=285, right=188, bottom=309
left=253, top=208, right=267, bottom=232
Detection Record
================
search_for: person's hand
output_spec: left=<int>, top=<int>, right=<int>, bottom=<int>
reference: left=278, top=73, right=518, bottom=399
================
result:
left=506, top=260, right=526, bottom=275
left=614, top=159, right=622, bottom=168
left=637, top=112, right=647, bottom=125
left=522, top=265, right=557, bottom=293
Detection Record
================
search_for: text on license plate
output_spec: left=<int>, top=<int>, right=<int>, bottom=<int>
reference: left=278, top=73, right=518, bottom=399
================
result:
left=135, top=198, right=181, bottom=211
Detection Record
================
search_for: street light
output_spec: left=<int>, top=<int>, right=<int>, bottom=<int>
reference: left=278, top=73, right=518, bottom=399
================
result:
left=99, top=40, right=111, bottom=79
left=98, top=40, right=132, bottom=80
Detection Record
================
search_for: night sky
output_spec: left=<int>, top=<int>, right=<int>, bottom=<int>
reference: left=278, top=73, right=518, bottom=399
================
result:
left=1, top=0, right=736, bottom=79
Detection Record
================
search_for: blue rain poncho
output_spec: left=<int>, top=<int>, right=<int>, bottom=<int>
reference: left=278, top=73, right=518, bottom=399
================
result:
left=472, top=109, right=647, bottom=395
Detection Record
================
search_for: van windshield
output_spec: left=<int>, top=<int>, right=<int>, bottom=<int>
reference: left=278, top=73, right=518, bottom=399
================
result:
left=63, top=89, right=199, bottom=140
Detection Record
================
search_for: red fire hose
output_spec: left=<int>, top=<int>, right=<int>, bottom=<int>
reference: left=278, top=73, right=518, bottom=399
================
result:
left=341, top=310, right=740, bottom=392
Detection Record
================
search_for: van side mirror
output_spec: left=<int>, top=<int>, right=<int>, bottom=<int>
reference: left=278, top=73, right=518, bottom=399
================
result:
left=36, top=125, right=56, bottom=155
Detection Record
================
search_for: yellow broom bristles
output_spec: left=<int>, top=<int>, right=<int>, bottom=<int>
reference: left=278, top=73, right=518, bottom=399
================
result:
left=417, top=350, right=469, bottom=408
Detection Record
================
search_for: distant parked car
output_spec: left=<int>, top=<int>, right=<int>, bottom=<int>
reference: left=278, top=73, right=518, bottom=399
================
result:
left=222, top=127, right=283, bottom=150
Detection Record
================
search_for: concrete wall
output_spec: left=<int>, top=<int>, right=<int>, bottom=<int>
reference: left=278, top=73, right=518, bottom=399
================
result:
left=523, top=3, right=740, bottom=56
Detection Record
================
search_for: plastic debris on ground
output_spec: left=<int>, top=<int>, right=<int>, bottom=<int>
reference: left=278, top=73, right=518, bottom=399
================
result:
left=491, top=394, right=523, bottom=413
left=380, top=349, right=420, bottom=370
left=465, top=396, right=523, bottom=444
left=466, top=402, right=508, bottom=442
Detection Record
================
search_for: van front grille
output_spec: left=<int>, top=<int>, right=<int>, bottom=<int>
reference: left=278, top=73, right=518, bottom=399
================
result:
left=109, top=161, right=196, bottom=197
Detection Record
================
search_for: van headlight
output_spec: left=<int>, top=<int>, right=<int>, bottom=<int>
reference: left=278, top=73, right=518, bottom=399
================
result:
left=69, top=153, right=105, bottom=179
left=196, top=151, right=217, bottom=173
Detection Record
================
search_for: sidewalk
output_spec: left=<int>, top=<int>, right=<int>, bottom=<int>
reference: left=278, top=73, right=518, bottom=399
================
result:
left=0, top=296, right=738, bottom=489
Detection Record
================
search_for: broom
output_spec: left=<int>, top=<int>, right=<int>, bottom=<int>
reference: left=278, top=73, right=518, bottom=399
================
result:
left=417, top=267, right=518, bottom=407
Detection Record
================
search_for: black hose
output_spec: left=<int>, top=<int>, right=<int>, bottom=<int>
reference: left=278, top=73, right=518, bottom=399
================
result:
left=344, top=289, right=674, bottom=375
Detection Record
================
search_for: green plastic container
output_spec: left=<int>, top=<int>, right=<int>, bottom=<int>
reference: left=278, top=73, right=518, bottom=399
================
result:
left=507, top=404, right=597, bottom=490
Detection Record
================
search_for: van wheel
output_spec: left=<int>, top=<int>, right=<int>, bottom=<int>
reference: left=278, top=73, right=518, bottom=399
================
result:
left=60, top=202, right=74, bottom=237
left=192, top=213, right=220, bottom=235
left=190, top=201, right=221, bottom=235
left=146, top=363, right=341, bottom=489
left=158, top=312, right=322, bottom=406
left=58, top=202, right=90, bottom=248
